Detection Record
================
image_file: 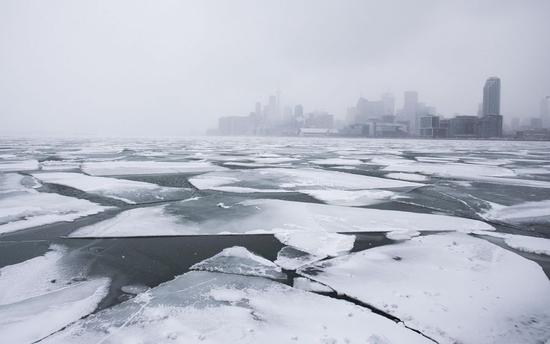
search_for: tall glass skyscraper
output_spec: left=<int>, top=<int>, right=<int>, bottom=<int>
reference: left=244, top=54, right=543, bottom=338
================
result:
left=482, top=77, right=501, bottom=116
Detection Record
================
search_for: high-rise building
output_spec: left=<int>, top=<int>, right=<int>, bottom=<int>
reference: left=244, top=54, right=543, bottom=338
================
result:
left=482, top=77, right=501, bottom=116
left=381, top=93, right=395, bottom=116
left=541, top=96, right=550, bottom=128
left=479, top=77, right=502, bottom=137
left=403, top=91, right=419, bottom=134
left=294, top=104, right=304, bottom=118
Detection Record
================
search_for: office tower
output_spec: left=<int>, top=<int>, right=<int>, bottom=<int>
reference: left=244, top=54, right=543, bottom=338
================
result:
left=479, top=77, right=503, bottom=137
left=541, top=96, right=550, bottom=128
left=482, top=77, right=501, bottom=116
left=381, top=93, right=395, bottom=116
left=294, top=104, right=304, bottom=118
left=403, top=91, right=419, bottom=134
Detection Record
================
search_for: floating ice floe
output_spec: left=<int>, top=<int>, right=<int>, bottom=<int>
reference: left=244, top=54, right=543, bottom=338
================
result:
left=386, top=229, right=421, bottom=240
left=297, top=189, right=396, bottom=206
left=70, top=197, right=495, bottom=237
left=69, top=205, right=196, bottom=237
left=43, top=271, right=432, bottom=344
left=81, top=160, right=227, bottom=176
left=474, top=230, right=550, bottom=256
left=0, top=173, right=108, bottom=234
left=0, top=246, right=110, bottom=343
left=189, top=168, right=422, bottom=193
left=383, top=161, right=550, bottom=188
left=275, top=231, right=355, bottom=257
left=0, top=159, right=39, bottom=172
left=309, top=158, right=363, bottom=166
left=293, top=277, right=333, bottom=293
left=274, top=246, right=325, bottom=270
left=482, top=200, right=550, bottom=224
left=299, top=232, right=550, bottom=344
left=39, top=160, right=81, bottom=171
left=32, top=172, right=191, bottom=204
left=191, top=246, right=286, bottom=279
left=385, top=172, right=428, bottom=182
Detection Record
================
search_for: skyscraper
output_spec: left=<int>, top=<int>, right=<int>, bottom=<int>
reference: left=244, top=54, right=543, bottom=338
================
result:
left=479, top=77, right=503, bottom=137
left=482, top=77, right=501, bottom=116
left=540, top=96, right=550, bottom=128
left=381, top=93, right=395, bottom=116
left=403, top=91, right=418, bottom=134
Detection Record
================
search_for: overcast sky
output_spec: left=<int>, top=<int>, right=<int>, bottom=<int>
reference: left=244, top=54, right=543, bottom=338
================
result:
left=1, top=0, right=549, bottom=136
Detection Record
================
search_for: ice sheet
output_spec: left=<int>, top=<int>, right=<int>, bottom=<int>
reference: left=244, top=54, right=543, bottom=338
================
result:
left=483, top=200, right=550, bottom=224
left=274, top=246, right=325, bottom=270
left=82, top=160, right=227, bottom=176
left=386, top=229, right=421, bottom=240
left=385, top=172, right=428, bottom=182
left=0, top=190, right=108, bottom=234
left=0, top=159, right=39, bottom=172
left=309, top=158, right=363, bottom=165
left=190, top=246, right=286, bottom=279
left=0, top=246, right=110, bottom=343
left=293, top=277, right=333, bottom=293
left=474, top=231, right=550, bottom=256
left=69, top=205, right=198, bottom=237
left=299, top=233, right=550, bottom=344
left=32, top=172, right=191, bottom=204
left=275, top=231, right=355, bottom=257
left=43, top=271, right=431, bottom=344
left=189, top=167, right=423, bottom=193
left=70, top=197, right=495, bottom=237
left=298, top=189, right=396, bottom=206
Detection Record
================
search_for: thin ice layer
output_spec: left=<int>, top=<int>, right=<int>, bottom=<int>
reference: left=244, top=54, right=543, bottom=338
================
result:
left=274, top=246, right=325, bottom=270
left=299, top=233, right=550, bottom=344
left=70, top=197, right=495, bottom=237
left=474, top=231, right=550, bottom=256
left=298, top=189, right=396, bottom=206
left=0, top=174, right=107, bottom=234
left=189, top=167, right=422, bottom=192
left=32, top=172, right=191, bottom=204
left=82, top=160, right=227, bottom=176
left=43, top=271, right=432, bottom=344
left=0, top=246, right=110, bottom=343
left=483, top=200, right=550, bottom=224
left=275, top=231, right=355, bottom=257
left=0, top=159, right=39, bottom=172
left=69, top=205, right=198, bottom=237
left=190, top=246, right=286, bottom=279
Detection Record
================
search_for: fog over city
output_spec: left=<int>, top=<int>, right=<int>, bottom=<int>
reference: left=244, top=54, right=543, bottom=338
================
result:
left=1, top=0, right=549, bottom=136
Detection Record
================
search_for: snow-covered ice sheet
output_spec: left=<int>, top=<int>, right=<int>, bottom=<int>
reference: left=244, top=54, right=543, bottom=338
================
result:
left=386, top=229, right=421, bottom=240
left=0, top=245, right=110, bottom=343
left=299, top=233, right=550, bottom=344
left=191, top=246, right=286, bottom=279
left=385, top=172, right=428, bottom=182
left=82, top=160, right=227, bottom=176
left=298, top=189, right=396, bottom=206
left=0, top=159, right=39, bottom=172
left=474, top=231, right=550, bottom=256
left=70, top=197, right=494, bottom=237
left=483, top=200, right=550, bottom=224
left=189, top=168, right=422, bottom=193
left=32, top=172, right=191, bottom=204
left=274, top=246, right=325, bottom=270
left=43, top=271, right=432, bottom=344
left=293, top=277, right=333, bottom=293
left=69, top=205, right=197, bottom=237
left=309, top=158, right=363, bottom=165
left=0, top=173, right=108, bottom=234
left=275, top=231, right=355, bottom=257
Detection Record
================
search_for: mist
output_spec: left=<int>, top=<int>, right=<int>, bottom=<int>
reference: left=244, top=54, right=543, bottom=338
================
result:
left=1, top=0, right=549, bottom=137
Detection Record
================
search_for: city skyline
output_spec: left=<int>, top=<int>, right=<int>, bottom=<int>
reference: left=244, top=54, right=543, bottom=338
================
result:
left=1, top=1, right=549, bottom=137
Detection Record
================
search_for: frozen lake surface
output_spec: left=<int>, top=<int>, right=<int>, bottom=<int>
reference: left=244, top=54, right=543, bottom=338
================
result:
left=1, top=137, right=550, bottom=343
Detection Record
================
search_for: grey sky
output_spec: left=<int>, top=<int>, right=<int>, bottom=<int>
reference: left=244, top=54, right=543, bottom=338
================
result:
left=1, top=0, right=549, bottom=136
